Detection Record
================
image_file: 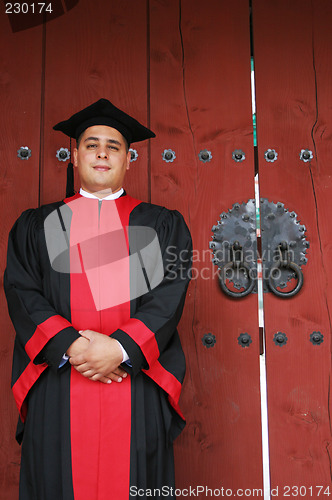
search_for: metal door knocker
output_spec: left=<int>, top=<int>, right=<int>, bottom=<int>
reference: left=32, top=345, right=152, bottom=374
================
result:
left=210, top=199, right=309, bottom=299
left=219, top=241, right=255, bottom=298
left=268, top=241, right=303, bottom=297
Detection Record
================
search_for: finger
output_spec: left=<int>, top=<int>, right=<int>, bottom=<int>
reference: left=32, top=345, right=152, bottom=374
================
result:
left=88, top=373, right=109, bottom=382
left=73, top=362, right=91, bottom=374
left=91, top=374, right=113, bottom=384
left=98, top=376, right=113, bottom=384
left=106, top=371, right=126, bottom=383
left=69, top=354, right=88, bottom=366
left=78, top=371, right=112, bottom=384
left=112, top=367, right=128, bottom=378
left=73, top=365, right=94, bottom=377
left=79, top=330, right=95, bottom=341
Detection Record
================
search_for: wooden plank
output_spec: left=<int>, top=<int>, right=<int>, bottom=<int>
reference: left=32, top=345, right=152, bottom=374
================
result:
left=42, top=0, right=149, bottom=204
left=253, top=0, right=332, bottom=493
left=150, top=0, right=263, bottom=492
left=0, top=9, right=42, bottom=498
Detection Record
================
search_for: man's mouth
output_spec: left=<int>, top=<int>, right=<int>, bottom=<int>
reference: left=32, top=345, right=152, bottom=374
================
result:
left=93, top=165, right=110, bottom=171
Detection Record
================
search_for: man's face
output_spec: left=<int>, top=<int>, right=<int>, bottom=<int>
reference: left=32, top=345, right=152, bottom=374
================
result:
left=73, top=125, right=131, bottom=196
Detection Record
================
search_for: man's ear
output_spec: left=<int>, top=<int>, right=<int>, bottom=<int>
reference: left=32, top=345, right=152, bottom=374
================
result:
left=126, top=151, right=131, bottom=170
left=73, top=148, right=78, bottom=167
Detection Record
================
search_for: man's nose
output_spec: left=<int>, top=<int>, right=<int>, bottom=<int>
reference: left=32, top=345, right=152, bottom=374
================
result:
left=97, top=147, right=108, bottom=158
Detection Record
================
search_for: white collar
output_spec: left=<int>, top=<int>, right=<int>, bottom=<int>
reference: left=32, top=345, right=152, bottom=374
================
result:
left=79, top=187, right=124, bottom=200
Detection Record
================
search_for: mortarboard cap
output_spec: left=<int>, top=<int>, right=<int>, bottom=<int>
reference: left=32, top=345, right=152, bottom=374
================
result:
left=53, top=98, right=156, bottom=145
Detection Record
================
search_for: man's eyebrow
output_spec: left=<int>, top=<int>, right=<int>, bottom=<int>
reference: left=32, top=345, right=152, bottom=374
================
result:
left=84, top=136, right=122, bottom=146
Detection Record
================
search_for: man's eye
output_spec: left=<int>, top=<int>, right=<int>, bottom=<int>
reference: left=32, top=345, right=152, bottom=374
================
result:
left=109, top=146, right=119, bottom=151
left=87, top=144, right=97, bottom=148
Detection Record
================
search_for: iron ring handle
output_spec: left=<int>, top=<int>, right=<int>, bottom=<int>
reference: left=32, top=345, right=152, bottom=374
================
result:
left=218, top=261, right=255, bottom=298
left=268, top=261, right=303, bottom=298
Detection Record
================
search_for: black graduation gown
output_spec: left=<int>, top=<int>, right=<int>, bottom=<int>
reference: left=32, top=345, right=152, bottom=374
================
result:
left=4, top=192, right=192, bottom=500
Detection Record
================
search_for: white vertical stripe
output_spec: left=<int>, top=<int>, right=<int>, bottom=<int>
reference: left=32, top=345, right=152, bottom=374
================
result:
left=253, top=60, right=271, bottom=496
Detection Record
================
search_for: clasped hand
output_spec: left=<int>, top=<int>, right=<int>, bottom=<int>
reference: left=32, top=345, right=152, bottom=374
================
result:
left=67, top=330, right=128, bottom=384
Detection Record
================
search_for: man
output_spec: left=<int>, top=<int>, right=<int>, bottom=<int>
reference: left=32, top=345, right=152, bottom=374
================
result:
left=4, top=99, right=192, bottom=500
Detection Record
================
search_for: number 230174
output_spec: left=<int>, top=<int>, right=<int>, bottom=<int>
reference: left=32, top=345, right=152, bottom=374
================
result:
left=281, top=486, right=331, bottom=496
left=5, top=3, right=53, bottom=14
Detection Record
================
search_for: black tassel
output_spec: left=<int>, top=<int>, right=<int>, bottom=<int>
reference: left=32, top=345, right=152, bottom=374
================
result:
left=66, top=137, right=75, bottom=198
left=66, top=161, right=75, bottom=198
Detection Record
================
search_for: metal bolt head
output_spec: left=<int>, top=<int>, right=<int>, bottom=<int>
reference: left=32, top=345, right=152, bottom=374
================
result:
left=202, top=333, right=216, bottom=348
left=162, top=149, right=176, bottom=162
left=232, top=149, right=245, bottom=162
left=17, top=146, right=32, bottom=160
left=310, top=331, right=324, bottom=345
left=300, top=149, right=313, bottom=162
left=129, top=148, right=138, bottom=162
left=199, top=149, right=212, bottom=163
left=238, top=333, right=252, bottom=348
left=264, top=149, right=278, bottom=162
left=56, top=147, right=70, bottom=162
left=273, top=332, right=288, bottom=346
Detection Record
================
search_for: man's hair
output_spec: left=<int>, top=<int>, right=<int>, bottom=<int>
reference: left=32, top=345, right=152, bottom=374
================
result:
left=76, top=131, right=129, bottom=152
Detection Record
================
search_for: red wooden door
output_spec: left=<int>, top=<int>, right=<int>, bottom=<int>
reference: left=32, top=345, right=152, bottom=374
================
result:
left=149, top=0, right=262, bottom=493
left=253, top=0, right=332, bottom=495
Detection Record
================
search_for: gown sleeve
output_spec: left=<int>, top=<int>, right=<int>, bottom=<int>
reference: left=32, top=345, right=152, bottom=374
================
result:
left=4, top=209, right=80, bottom=371
left=111, top=208, right=192, bottom=377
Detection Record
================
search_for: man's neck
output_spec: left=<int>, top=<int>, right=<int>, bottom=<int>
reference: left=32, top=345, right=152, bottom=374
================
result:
left=79, top=188, right=124, bottom=200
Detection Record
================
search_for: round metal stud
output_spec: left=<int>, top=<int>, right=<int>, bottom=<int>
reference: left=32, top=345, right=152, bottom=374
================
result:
left=198, top=149, right=212, bottom=163
left=17, top=146, right=31, bottom=160
left=300, top=149, right=313, bottom=162
left=56, top=147, right=70, bottom=162
left=129, top=148, right=138, bottom=162
left=264, top=149, right=278, bottom=162
left=162, top=149, right=176, bottom=163
left=232, top=149, right=245, bottom=162
left=202, top=333, right=216, bottom=348
left=273, top=332, right=288, bottom=346
left=238, top=333, right=252, bottom=348
left=310, top=331, right=324, bottom=345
